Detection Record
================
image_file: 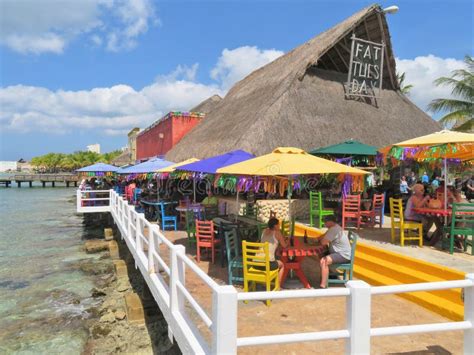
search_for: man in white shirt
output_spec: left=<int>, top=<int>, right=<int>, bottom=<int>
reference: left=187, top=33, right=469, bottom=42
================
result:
left=316, top=215, right=352, bottom=289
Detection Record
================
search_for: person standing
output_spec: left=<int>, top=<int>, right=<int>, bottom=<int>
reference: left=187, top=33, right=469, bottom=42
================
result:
left=421, top=172, right=430, bottom=184
left=316, top=215, right=352, bottom=289
left=400, top=176, right=410, bottom=196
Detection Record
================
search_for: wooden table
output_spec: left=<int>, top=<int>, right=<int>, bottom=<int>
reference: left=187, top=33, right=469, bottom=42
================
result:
left=281, top=238, right=323, bottom=289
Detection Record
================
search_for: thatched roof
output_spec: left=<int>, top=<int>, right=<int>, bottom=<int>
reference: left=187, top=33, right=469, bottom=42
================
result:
left=190, top=95, right=222, bottom=114
left=111, top=149, right=133, bottom=166
left=166, top=4, right=441, bottom=161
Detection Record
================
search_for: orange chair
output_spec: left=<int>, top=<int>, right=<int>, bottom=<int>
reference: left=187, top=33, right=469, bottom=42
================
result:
left=360, top=194, right=385, bottom=228
left=342, top=195, right=361, bottom=230
left=195, top=220, right=220, bottom=263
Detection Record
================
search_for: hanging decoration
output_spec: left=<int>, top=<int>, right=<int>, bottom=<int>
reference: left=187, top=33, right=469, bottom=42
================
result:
left=79, top=171, right=115, bottom=177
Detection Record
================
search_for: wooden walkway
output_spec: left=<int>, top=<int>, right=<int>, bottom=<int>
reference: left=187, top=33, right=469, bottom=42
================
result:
left=0, top=173, right=78, bottom=187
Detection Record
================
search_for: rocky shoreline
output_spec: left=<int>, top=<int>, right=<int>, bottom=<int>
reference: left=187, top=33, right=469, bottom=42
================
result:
left=78, top=233, right=180, bottom=354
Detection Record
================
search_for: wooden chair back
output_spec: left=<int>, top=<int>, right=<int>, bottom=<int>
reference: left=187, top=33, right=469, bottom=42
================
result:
left=195, top=220, right=215, bottom=243
left=343, top=195, right=361, bottom=214
left=242, top=241, right=269, bottom=273
left=224, top=229, right=240, bottom=263
left=373, top=194, right=385, bottom=212
left=390, top=198, right=404, bottom=224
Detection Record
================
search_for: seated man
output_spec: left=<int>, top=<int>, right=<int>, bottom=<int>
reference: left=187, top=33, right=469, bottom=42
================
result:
left=202, top=188, right=218, bottom=205
left=316, top=215, right=352, bottom=289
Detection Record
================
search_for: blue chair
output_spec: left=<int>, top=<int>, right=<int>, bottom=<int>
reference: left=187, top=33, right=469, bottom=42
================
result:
left=158, top=202, right=177, bottom=231
left=133, top=188, right=142, bottom=204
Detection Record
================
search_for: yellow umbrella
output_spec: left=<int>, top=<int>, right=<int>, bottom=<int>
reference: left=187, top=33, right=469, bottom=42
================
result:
left=218, top=147, right=368, bottom=220
left=217, top=147, right=369, bottom=176
left=156, top=158, right=200, bottom=173
left=392, top=130, right=474, bottom=161
left=390, top=130, right=474, bottom=216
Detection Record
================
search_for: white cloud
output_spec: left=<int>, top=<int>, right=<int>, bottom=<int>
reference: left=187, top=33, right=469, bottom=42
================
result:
left=0, top=0, right=157, bottom=54
left=210, top=46, right=284, bottom=90
left=396, top=55, right=467, bottom=112
left=0, top=44, right=282, bottom=136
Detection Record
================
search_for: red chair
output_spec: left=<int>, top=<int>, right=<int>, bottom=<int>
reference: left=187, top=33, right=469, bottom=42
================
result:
left=195, top=220, right=220, bottom=263
left=342, top=195, right=361, bottom=230
left=361, top=194, right=385, bottom=228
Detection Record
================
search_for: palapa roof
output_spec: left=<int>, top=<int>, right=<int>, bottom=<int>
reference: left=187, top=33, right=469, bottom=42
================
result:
left=190, top=95, right=222, bottom=114
left=166, top=4, right=441, bottom=161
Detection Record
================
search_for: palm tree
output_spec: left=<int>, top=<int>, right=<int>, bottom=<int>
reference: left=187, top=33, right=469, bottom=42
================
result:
left=397, top=72, right=413, bottom=95
left=428, top=55, right=473, bottom=132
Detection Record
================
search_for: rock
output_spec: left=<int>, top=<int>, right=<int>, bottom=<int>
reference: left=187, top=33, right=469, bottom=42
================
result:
left=85, top=240, right=109, bottom=253
left=115, top=310, right=126, bottom=320
left=71, top=298, right=80, bottom=305
left=103, top=298, right=117, bottom=309
left=91, top=323, right=112, bottom=338
left=80, top=262, right=113, bottom=275
left=117, top=282, right=130, bottom=293
left=100, top=312, right=116, bottom=323
left=91, top=288, right=107, bottom=298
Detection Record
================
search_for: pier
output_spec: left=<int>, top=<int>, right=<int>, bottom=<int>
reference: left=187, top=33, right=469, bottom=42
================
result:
left=0, top=173, right=78, bottom=188
left=77, top=189, right=474, bottom=354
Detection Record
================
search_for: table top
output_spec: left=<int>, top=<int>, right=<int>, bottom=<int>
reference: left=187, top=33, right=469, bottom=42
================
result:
left=140, top=200, right=176, bottom=206
left=413, top=207, right=474, bottom=217
left=175, top=204, right=204, bottom=212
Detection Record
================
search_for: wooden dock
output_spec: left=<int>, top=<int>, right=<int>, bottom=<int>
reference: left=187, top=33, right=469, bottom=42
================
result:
left=0, top=173, right=79, bottom=188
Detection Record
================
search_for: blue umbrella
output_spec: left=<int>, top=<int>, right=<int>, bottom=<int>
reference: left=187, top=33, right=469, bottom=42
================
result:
left=177, top=150, right=255, bottom=174
left=118, top=158, right=174, bottom=174
left=76, top=162, right=118, bottom=172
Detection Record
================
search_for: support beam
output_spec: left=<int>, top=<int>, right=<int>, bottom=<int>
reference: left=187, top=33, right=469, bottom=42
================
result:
left=363, top=19, right=371, bottom=41
left=17, top=181, right=21, bottom=188
left=376, top=12, right=396, bottom=89
left=334, top=45, right=349, bottom=71
left=66, top=181, right=70, bottom=188
left=42, top=181, right=46, bottom=188
left=52, top=181, right=55, bottom=187
left=74, top=181, right=77, bottom=187
left=29, top=181, right=32, bottom=188
left=326, top=51, right=341, bottom=72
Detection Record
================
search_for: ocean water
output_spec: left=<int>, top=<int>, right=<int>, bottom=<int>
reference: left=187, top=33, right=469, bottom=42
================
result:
left=0, top=185, right=101, bottom=354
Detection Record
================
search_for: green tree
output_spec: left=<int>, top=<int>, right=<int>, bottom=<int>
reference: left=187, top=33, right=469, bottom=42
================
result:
left=427, top=55, right=473, bottom=132
left=397, top=72, right=413, bottom=95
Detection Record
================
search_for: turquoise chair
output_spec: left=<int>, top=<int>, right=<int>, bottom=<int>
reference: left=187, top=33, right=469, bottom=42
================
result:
left=224, top=229, right=243, bottom=285
left=327, top=231, right=358, bottom=286
left=309, top=191, right=334, bottom=228
left=158, top=202, right=177, bottom=231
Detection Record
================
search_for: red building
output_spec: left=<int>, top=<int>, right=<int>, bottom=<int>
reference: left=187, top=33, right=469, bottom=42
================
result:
left=136, top=111, right=204, bottom=160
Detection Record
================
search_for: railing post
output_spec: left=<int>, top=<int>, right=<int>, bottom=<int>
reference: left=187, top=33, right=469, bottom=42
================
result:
left=211, top=285, right=238, bottom=355
left=76, top=190, right=82, bottom=211
left=345, top=280, right=371, bottom=355
left=148, top=225, right=160, bottom=273
left=465, top=273, right=474, bottom=354
left=169, top=245, right=186, bottom=342
left=136, top=212, right=142, bottom=253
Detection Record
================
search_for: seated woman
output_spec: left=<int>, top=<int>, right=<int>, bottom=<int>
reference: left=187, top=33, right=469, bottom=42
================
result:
left=259, top=218, right=289, bottom=283
left=405, top=184, right=433, bottom=239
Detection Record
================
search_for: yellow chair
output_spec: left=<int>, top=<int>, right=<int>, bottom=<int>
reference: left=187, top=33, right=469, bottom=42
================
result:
left=242, top=241, right=280, bottom=306
left=389, top=198, right=423, bottom=247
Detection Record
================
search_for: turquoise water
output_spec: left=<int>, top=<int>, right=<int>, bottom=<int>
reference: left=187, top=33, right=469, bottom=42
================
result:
left=0, top=185, right=100, bottom=354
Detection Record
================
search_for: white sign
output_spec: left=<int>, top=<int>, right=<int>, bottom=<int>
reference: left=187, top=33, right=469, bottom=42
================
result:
left=347, top=35, right=385, bottom=98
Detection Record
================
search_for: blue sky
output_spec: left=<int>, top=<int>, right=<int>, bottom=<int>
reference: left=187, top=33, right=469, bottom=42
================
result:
left=0, top=0, right=472, bottom=160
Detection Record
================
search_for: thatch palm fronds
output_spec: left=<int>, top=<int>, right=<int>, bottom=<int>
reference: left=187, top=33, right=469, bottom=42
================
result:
left=428, top=56, right=474, bottom=132
left=397, top=72, right=413, bottom=95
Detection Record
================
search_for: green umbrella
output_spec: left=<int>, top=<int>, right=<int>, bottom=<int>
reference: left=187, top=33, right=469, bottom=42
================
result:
left=310, top=140, right=378, bottom=156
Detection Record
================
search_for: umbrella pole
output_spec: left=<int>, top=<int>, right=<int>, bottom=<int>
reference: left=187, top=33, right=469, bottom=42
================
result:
left=444, top=158, right=448, bottom=224
left=287, top=177, right=292, bottom=221
left=235, top=190, right=239, bottom=223
left=193, top=175, right=196, bottom=203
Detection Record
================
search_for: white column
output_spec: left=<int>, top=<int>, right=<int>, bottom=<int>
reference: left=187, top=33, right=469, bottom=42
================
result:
left=345, top=280, right=371, bottom=354
left=76, top=190, right=82, bottom=212
left=211, top=285, right=238, bottom=354
left=465, top=274, right=474, bottom=354
left=148, top=224, right=155, bottom=274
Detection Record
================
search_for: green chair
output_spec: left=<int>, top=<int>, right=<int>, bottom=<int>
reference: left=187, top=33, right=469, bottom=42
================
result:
left=224, top=229, right=243, bottom=285
left=257, top=222, right=268, bottom=241
left=185, top=210, right=197, bottom=249
left=242, top=204, right=259, bottom=219
left=442, top=203, right=474, bottom=255
left=309, top=191, right=334, bottom=228
left=280, top=218, right=295, bottom=237
left=327, top=231, right=358, bottom=286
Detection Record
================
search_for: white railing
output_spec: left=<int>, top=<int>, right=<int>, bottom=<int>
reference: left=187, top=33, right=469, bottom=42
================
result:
left=78, top=190, right=474, bottom=354
left=76, top=189, right=112, bottom=213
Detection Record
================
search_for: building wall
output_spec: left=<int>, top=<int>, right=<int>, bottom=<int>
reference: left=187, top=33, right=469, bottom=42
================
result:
left=136, top=112, right=203, bottom=160
left=127, top=128, right=140, bottom=161
left=0, top=161, right=18, bottom=172
left=87, top=144, right=101, bottom=154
